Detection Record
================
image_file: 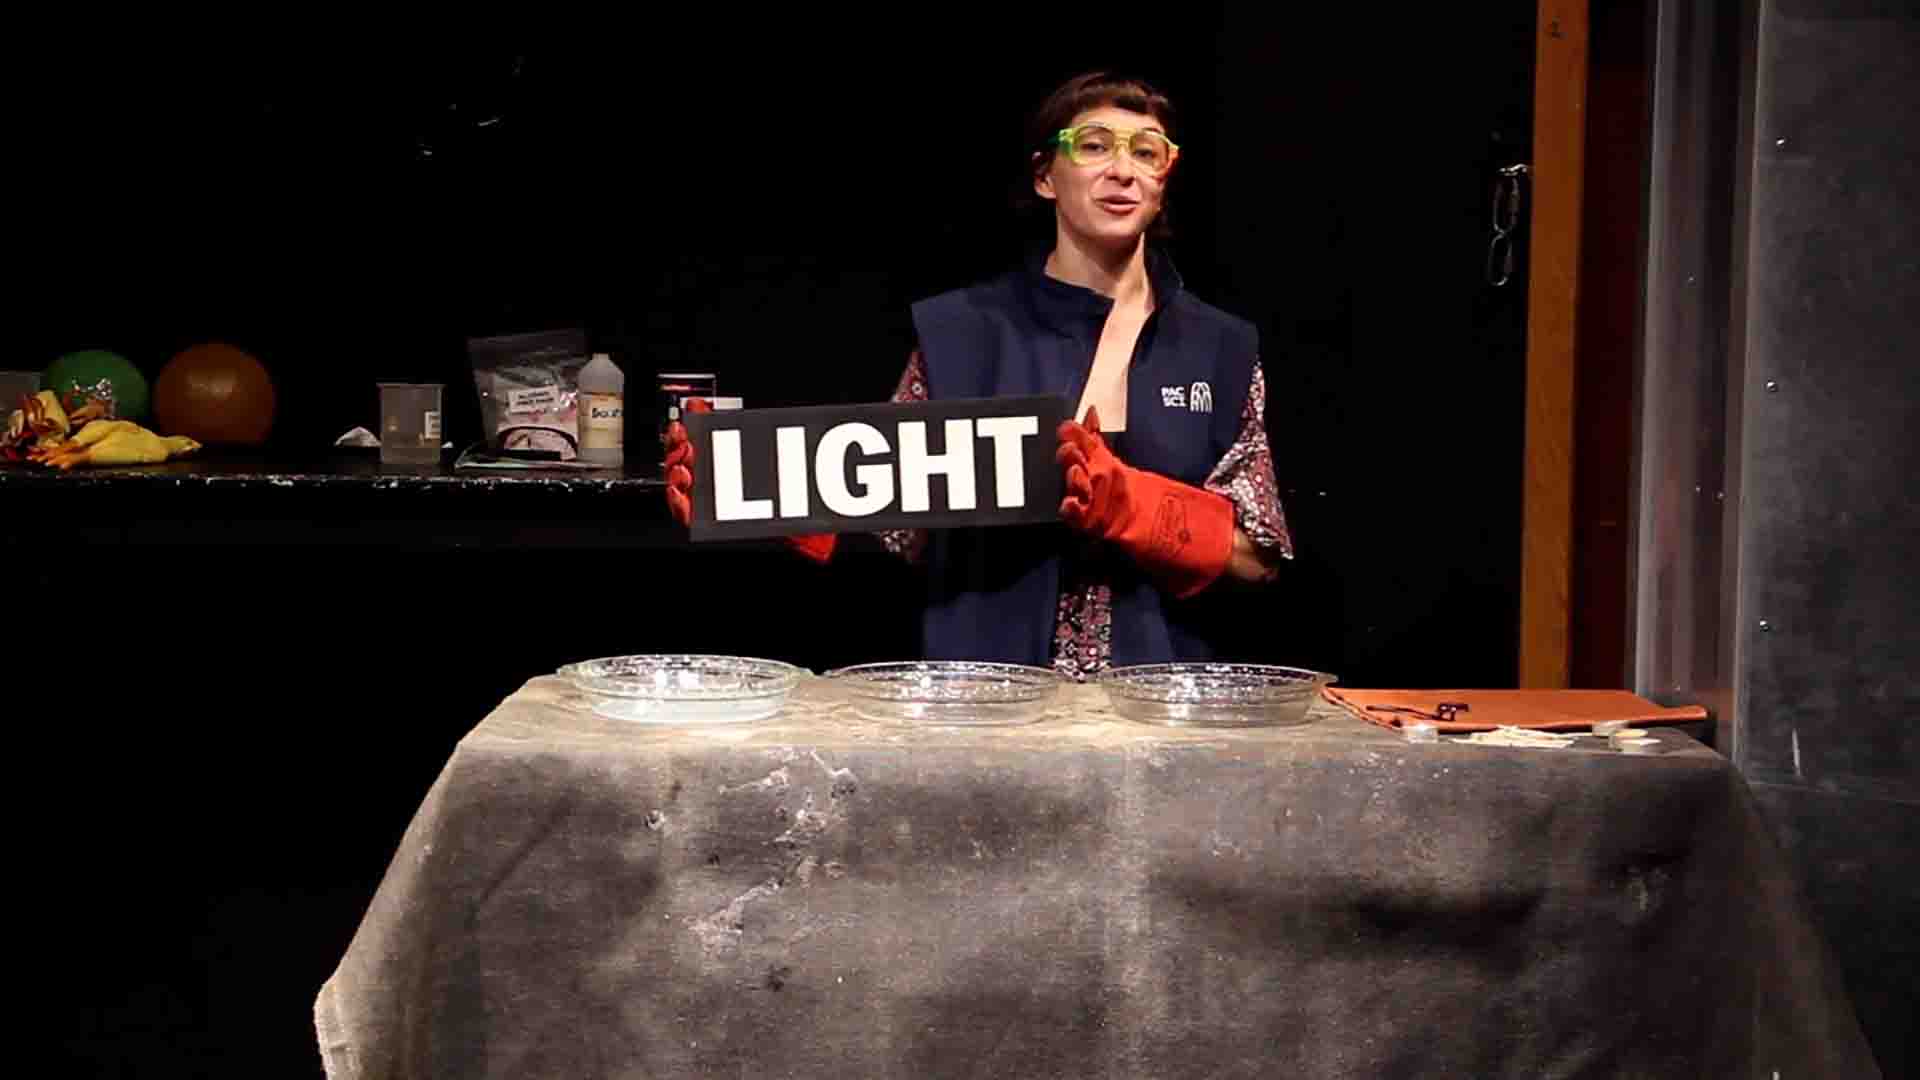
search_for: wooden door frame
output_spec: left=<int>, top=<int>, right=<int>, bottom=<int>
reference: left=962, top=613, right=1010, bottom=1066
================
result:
left=1521, top=0, right=1591, bottom=688
left=1521, top=0, right=1654, bottom=689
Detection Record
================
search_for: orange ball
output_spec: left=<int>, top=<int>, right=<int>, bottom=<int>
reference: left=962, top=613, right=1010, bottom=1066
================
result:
left=154, top=343, right=277, bottom=445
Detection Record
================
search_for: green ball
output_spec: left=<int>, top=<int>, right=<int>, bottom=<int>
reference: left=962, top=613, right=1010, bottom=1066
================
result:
left=44, top=349, right=149, bottom=422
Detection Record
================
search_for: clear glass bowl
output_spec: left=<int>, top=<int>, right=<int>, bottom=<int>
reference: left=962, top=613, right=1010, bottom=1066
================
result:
left=821, top=660, right=1064, bottom=726
left=557, top=654, right=806, bottom=725
left=1096, top=663, right=1337, bottom=728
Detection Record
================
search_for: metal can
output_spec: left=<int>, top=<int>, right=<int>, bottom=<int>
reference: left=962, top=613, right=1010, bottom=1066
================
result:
left=657, top=372, right=718, bottom=424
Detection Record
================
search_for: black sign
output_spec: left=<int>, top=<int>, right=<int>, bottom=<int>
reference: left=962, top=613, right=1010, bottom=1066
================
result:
left=684, top=395, right=1068, bottom=542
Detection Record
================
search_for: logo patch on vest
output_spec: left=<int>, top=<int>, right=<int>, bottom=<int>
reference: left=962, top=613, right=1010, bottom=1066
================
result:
left=1163, top=381, right=1213, bottom=413
left=1150, top=495, right=1192, bottom=558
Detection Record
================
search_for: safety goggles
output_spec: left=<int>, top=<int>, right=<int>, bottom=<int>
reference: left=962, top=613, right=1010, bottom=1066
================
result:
left=1053, top=123, right=1180, bottom=176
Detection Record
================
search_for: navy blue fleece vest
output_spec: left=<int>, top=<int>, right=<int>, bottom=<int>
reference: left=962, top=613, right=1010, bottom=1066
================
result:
left=909, top=250, right=1257, bottom=667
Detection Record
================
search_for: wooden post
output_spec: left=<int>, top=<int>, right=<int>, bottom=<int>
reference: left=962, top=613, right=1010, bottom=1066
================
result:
left=1520, top=0, right=1589, bottom=688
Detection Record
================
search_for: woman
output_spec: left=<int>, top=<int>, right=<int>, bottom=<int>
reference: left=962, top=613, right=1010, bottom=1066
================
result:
left=667, top=71, right=1290, bottom=678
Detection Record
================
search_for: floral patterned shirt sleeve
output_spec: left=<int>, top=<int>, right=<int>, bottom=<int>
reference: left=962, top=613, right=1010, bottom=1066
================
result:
left=1203, top=360, right=1293, bottom=559
left=875, top=350, right=930, bottom=564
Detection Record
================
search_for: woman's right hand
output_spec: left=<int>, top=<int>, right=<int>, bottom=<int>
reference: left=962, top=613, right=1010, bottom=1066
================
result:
left=662, top=398, right=713, bottom=528
left=660, top=398, right=836, bottom=564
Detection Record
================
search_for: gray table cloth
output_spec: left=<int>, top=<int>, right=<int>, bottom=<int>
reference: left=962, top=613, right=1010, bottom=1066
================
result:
left=316, top=677, right=1876, bottom=1078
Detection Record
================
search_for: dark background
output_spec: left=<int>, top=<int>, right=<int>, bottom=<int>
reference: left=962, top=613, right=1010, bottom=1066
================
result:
left=17, top=9, right=1540, bottom=1074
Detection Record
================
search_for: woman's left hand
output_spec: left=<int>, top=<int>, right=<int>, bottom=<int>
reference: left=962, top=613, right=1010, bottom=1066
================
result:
left=1055, top=407, right=1236, bottom=598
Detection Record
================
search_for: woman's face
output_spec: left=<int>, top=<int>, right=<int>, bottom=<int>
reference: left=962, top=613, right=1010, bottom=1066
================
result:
left=1035, top=104, right=1173, bottom=251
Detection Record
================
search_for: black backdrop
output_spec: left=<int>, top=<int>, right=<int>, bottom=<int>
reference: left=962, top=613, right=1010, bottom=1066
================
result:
left=21, top=9, right=1538, bottom=1074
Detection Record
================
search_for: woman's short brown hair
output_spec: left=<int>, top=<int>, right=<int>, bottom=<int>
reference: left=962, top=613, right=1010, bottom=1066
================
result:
left=1019, top=71, right=1180, bottom=240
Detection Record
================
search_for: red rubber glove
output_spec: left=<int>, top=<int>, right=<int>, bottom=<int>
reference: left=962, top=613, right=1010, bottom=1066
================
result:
left=662, top=398, right=709, bottom=528
left=1056, top=406, right=1234, bottom=598
left=663, top=398, right=836, bottom=565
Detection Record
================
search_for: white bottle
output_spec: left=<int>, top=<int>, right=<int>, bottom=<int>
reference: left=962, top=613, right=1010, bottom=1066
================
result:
left=577, top=352, right=626, bottom=466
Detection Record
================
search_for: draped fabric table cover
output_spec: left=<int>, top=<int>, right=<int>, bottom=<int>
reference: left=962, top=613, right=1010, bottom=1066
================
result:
left=316, top=677, right=1875, bottom=1078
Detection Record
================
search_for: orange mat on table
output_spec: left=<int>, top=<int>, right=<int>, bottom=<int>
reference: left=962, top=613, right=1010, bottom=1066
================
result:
left=1322, top=687, right=1710, bottom=734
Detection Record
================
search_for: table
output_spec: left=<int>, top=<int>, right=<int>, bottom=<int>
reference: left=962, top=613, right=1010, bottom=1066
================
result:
left=315, top=678, right=1876, bottom=1078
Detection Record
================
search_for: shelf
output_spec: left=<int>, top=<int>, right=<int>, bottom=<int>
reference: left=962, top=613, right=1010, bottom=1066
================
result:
left=2, top=452, right=696, bottom=551
left=0, top=453, right=665, bottom=494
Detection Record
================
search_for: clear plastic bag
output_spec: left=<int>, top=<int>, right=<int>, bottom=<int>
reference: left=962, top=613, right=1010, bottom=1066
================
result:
left=466, top=328, right=590, bottom=459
